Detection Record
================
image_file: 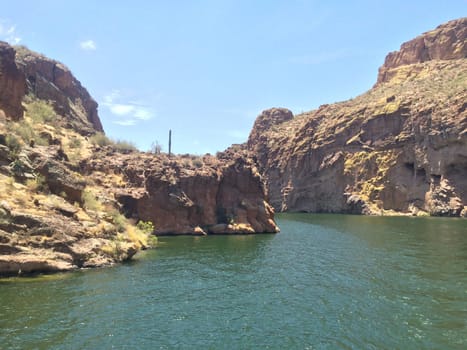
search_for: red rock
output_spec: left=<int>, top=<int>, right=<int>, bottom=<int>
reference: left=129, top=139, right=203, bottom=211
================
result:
left=246, top=18, right=467, bottom=217
left=0, top=42, right=26, bottom=120
left=377, top=18, right=467, bottom=85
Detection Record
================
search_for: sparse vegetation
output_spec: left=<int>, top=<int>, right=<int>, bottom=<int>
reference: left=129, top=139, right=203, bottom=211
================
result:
left=113, top=139, right=138, bottom=153
left=25, top=97, right=57, bottom=123
left=101, top=236, right=126, bottom=260
left=81, top=189, right=103, bottom=211
left=135, top=220, right=157, bottom=248
left=13, top=120, right=35, bottom=143
left=136, top=220, right=154, bottom=235
left=25, top=174, right=48, bottom=193
left=90, top=132, right=137, bottom=152
left=69, top=137, right=82, bottom=149
left=111, top=210, right=127, bottom=232
left=90, top=132, right=113, bottom=147
left=150, top=141, right=162, bottom=154
left=5, top=134, right=22, bottom=155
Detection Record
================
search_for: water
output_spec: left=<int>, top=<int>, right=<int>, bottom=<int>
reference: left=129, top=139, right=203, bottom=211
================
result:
left=1, top=214, right=466, bottom=349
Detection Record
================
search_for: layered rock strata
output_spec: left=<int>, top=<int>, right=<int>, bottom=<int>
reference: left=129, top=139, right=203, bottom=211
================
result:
left=247, top=18, right=467, bottom=216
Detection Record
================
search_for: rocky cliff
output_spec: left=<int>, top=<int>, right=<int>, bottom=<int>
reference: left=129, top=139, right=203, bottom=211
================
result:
left=377, top=18, right=466, bottom=85
left=0, top=43, right=278, bottom=276
left=0, top=42, right=26, bottom=120
left=247, top=18, right=467, bottom=217
left=84, top=149, right=277, bottom=235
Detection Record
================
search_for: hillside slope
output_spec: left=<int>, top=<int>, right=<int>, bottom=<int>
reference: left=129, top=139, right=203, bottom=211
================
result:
left=247, top=18, right=467, bottom=216
left=0, top=42, right=278, bottom=276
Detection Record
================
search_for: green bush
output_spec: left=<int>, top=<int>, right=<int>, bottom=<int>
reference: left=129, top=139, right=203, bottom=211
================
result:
left=90, top=133, right=137, bottom=153
left=81, top=190, right=102, bottom=211
left=136, top=220, right=157, bottom=247
left=89, top=132, right=113, bottom=147
left=5, top=134, right=22, bottom=155
left=26, top=174, right=49, bottom=193
left=14, top=121, right=35, bottom=143
left=136, top=220, right=155, bottom=234
left=111, top=211, right=127, bottom=232
left=26, top=99, right=57, bottom=123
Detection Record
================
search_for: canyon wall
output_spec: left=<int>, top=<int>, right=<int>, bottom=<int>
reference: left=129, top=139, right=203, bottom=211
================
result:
left=247, top=18, right=467, bottom=216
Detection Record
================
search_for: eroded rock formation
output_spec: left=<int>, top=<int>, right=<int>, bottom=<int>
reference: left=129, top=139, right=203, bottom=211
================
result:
left=14, top=46, right=103, bottom=134
left=84, top=149, right=278, bottom=235
left=247, top=18, right=467, bottom=216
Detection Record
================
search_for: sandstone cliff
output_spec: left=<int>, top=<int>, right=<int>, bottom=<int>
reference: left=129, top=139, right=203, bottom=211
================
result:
left=0, top=43, right=278, bottom=276
left=247, top=18, right=467, bottom=217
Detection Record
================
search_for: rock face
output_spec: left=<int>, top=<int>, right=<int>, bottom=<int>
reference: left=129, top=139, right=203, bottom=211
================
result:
left=0, top=43, right=278, bottom=276
left=85, top=150, right=278, bottom=235
left=247, top=18, right=467, bottom=216
left=0, top=42, right=26, bottom=120
left=377, top=18, right=467, bottom=84
left=14, top=46, right=103, bottom=134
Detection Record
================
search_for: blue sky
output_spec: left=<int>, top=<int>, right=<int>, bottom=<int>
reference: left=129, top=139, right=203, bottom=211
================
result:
left=1, top=1, right=465, bottom=154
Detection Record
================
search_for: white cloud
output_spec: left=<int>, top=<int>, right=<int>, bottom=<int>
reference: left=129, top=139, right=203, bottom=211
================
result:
left=134, top=109, right=152, bottom=120
left=102, top=90, right=155, bottom=126
left=0, top=21, right=21, bottom=44
left=110, top=104, right=135, bottom=116
left=80, top=40, right=97, bottom=51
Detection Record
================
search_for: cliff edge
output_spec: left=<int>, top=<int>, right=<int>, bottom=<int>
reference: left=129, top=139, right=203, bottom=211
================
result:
left=247, top=18, right=467, bottom=217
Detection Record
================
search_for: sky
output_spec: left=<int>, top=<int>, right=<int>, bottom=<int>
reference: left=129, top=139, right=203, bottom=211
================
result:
left=1, top=1, right=466, bottom=154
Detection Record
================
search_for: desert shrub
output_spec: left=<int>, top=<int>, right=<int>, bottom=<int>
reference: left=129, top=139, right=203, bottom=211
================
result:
left=69, top=137, right=82, bottom=149
left=146, top=234, right=158, bottom=248
left=136, top=220, right=154, bottom=234
left=26, top=99, right=57, bottom=123
left=89, top=132, right=113, bottom=147
left=111, top=211, right=127, bottom=232
left=81, top=190, right=102, bottom=211
left=5, top=134, right=22, bottom=155
left=25, top=174, right=48, bottom=193
left=14, top=121, right=35, bottom=143
left=134, top=220, right=157, bottom=247
left=8, top=119, right=48, bottom=147
left=113, top=140, right=137, bottom=153
left=102, top=239, right=126, bottom=260
left=90, top=133, right=137, bottom=153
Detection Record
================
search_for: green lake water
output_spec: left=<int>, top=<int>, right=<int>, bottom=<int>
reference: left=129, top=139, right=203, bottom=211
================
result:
left=1, top=214, right=466, bottom=349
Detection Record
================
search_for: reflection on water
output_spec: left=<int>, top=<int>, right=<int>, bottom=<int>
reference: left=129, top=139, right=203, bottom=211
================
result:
left=1, top=214, right=466, bottom=349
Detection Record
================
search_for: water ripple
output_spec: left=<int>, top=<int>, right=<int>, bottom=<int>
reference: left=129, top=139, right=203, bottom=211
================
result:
left=1, top=214, right=466, bottom=349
